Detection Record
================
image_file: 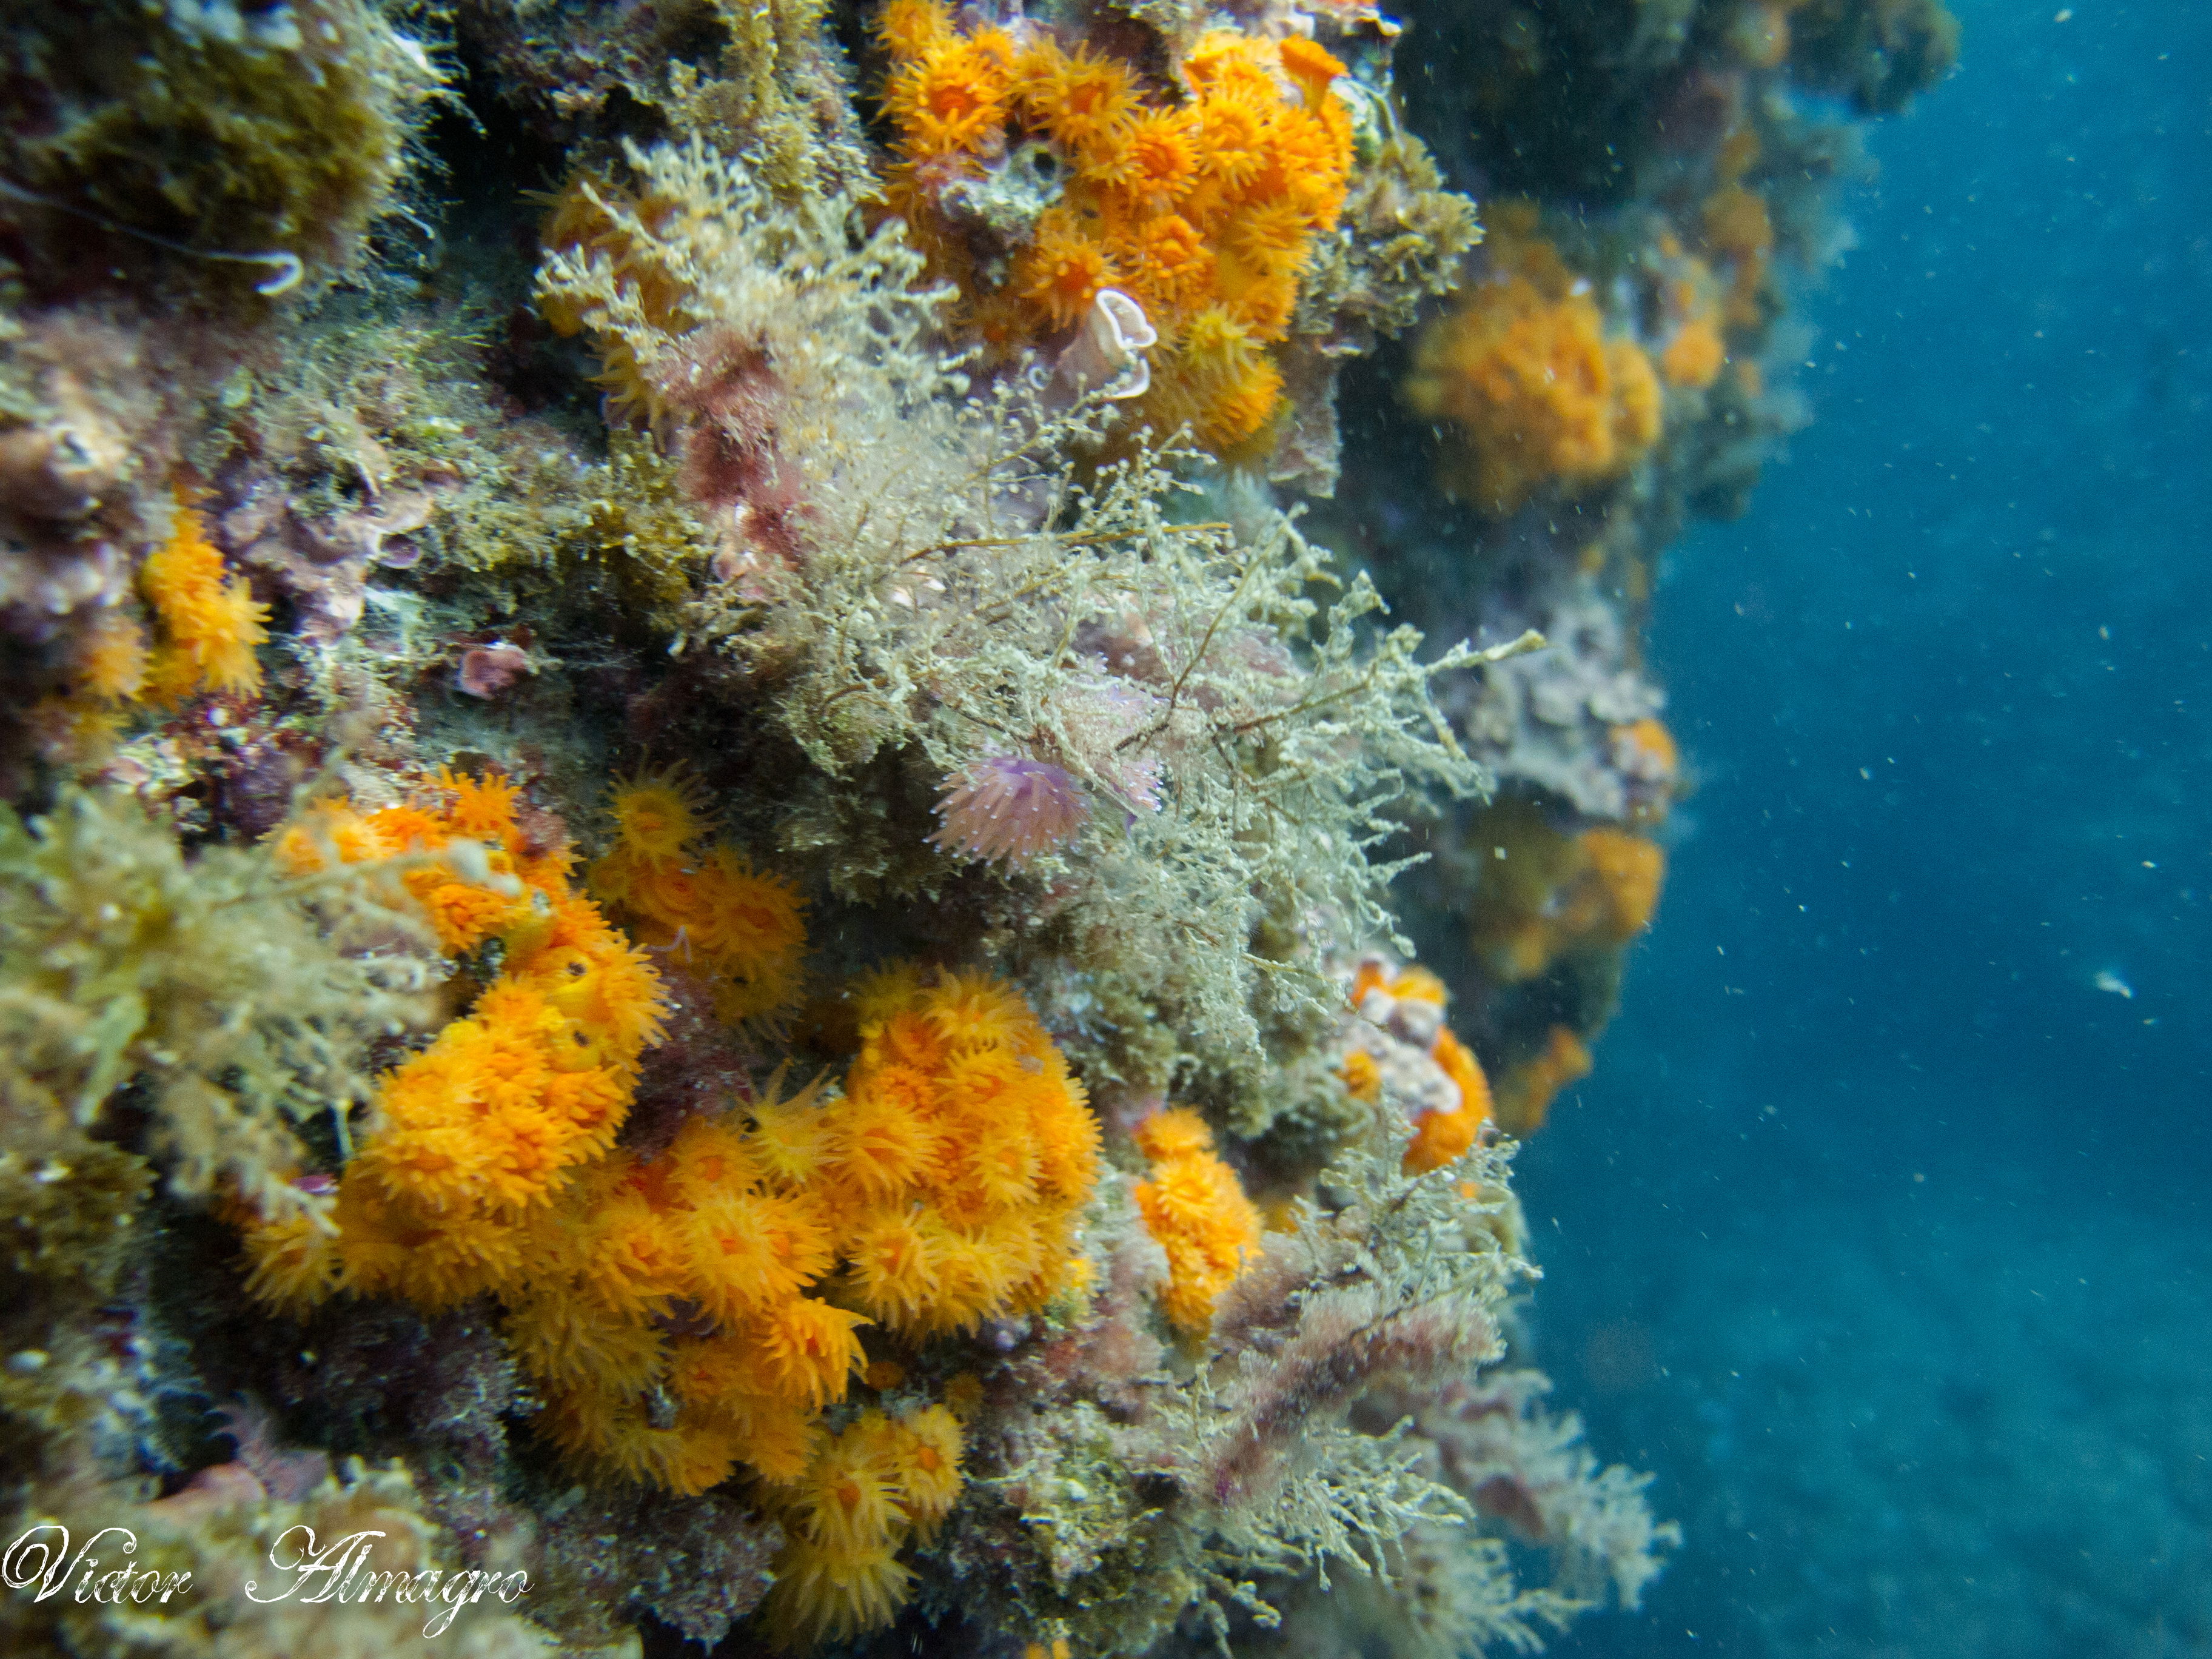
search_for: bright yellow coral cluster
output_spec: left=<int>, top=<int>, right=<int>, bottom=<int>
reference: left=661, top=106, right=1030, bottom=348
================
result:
left=510, top=1082, right=866, bottom=1496
left=245, top=771, right=669, bottom=1313
left=515, top=968, right=1098, bottom=1476
left=834, top=964, right=1104, bottom=1329
left=1405, top=207, right=1663, bottom=513
left=137, top=505, right=269, bottom=703
left=591, top=768, right=809, bottom=1028
left=1131, top=1106, right=1261, bottom=1333
left=878, top=0, right=1354, bottom=452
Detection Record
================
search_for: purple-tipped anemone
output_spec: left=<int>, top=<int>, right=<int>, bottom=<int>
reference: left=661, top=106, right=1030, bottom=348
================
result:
left=930, top=756, right=1090, bottom=868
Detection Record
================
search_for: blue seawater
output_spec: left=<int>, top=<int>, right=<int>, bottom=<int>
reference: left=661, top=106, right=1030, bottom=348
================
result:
left=1517, top=4, right=2212, bottom=1654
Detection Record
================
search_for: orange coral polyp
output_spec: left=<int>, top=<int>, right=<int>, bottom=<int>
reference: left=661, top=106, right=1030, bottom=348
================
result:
left=891, top=45, right=1011, bottom=158
left=1018, top=214, right=1121, bottom=330
left=1404, top=1103, right=1483, bottom=1173
left=1617, top=715, right=1680, bottom=779
left=765, top=1535, right=915, bottom=1649
left=609, top=767, right=712, bottom=859
left=1277, top=36, right=1347, bottom=105
left=1579, top=828, right=1666, bottom=938
left=437, top=766, right=524, bottom=840
left=1199, top=354, right=1285, bottom=447
left=665, top=1113, right=763, bottom=1201
left=1339, top=1048, right=1383, bottom=1102
left=749, top=1087, right=839, bottom=1187
left=1116, top=112, right=1200, bottom=203
left=833, top=1093, right=938, bottom=1199
left=760, top=1296, right=870, bottom=1411
left=681, top=1190, right=832, bottom=1316
left=691, top=848, right=807, bottom=957
left=240, top=1215, right=342, bottom=1318
left=506, top=1290, right=669, bottom=1394
left=847, top=1211, right=943, bottom=1326
left=80, top=611, right=149, bottom=703
left=1496, top=1025, right=1595, bottom=1138
left=1703, top=183, right=1775, bottom=262
left=1662, top=317, right=1728, bottom=388
left=922, top=968, right=1033, bottom=1052
left=796, top=1426, right=905, bottom=1550
left=580, top=1196, right=689, bottom=1312
left=891, top=1404, right=965, bottom=1528
left=873, top=0, right=950, bottom=56
left=1020, top=42, right=1139, bottom=154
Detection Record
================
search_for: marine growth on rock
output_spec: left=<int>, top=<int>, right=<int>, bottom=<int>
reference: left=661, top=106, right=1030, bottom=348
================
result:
left=0, top=0, right=1957, bottom=1651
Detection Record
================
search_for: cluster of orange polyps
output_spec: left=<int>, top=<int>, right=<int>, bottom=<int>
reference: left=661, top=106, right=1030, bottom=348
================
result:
left=878, top=0, right=1353, bottom=452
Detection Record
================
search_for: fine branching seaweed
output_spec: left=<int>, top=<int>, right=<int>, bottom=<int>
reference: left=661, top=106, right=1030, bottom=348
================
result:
left=538, top=139, right=1532, bottom=1105
left=0, top=787, right=433, bottom=1226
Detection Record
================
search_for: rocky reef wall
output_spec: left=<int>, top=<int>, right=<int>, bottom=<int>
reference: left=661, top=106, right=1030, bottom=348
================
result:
left=0, top=0, right=1949, bottom=1653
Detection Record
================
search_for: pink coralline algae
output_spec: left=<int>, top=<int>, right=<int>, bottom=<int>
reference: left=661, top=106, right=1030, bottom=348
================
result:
left=455, top=640, right=532, bottom=699
left=930, top=754, right=1089, bottom=868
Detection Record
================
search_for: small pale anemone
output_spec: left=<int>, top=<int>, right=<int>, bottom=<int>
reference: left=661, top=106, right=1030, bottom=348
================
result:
left=929, top=756, right=1088, bottom=869
left=1053, top=287, right=1158, bottom=401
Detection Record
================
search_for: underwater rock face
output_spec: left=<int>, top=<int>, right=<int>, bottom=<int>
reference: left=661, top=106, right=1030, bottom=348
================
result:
left=0, top=0, right=1948, bottom=1652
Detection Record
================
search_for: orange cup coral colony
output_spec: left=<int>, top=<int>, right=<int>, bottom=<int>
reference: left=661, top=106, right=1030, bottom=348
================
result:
left=876, top=0, right=1355, bottom=453
left=241, top=777, right=1102, bottom=1642
left=591, top=766, right=809, bottom=1030
left=136, top=504, right=269, bottom=705
left=1493, top=1023, right=1595, bottom=1140
left=244, top=768, right=669, bottom=1316
left=1404, top=210, right=1663, bottom=514
left=1131, top=1107, right=1263, bottom=1334
left=1466, top=809, right=1671, bottom=988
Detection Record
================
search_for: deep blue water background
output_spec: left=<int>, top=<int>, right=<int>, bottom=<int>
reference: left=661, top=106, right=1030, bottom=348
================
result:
left=1512, top=4, right=2212, bottom=1654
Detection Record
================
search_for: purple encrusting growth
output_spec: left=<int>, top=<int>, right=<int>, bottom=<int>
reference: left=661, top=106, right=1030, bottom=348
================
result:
left=930, top=754, right=1090, bottom=868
